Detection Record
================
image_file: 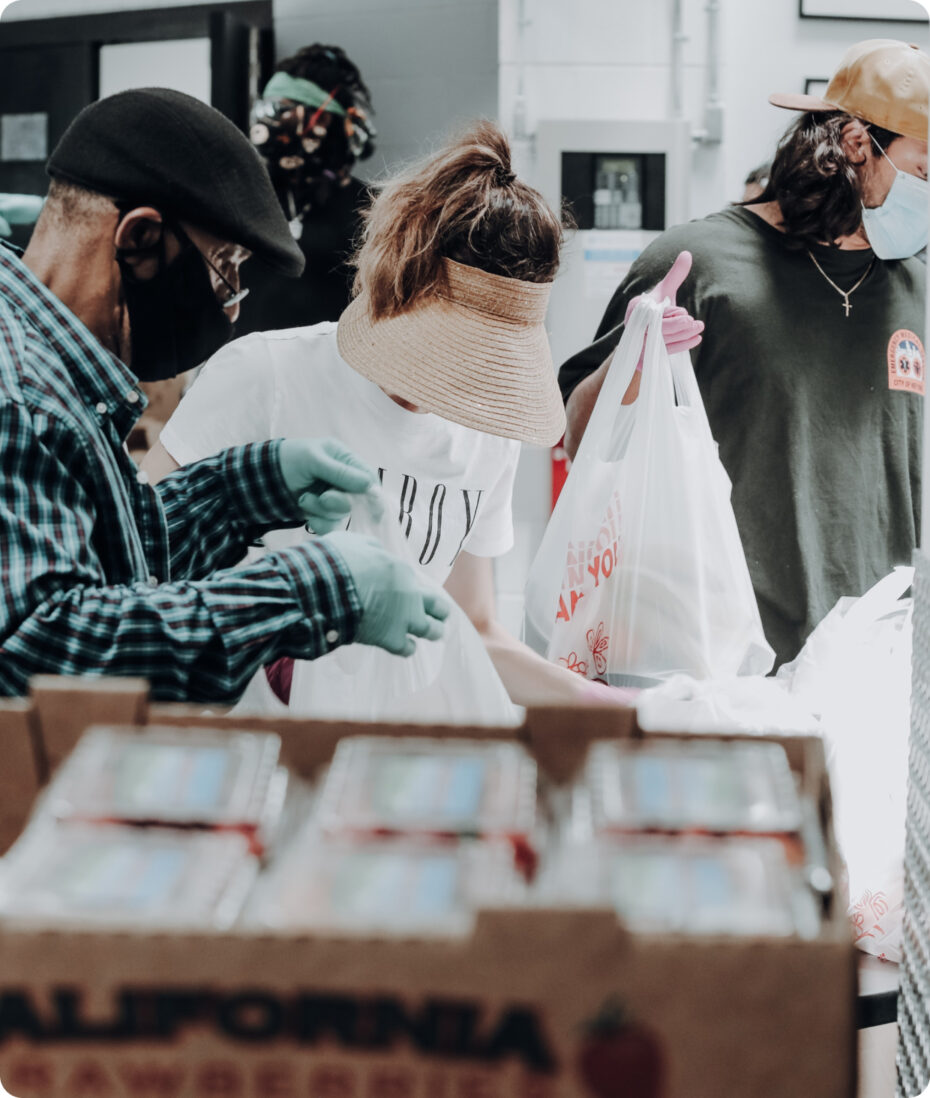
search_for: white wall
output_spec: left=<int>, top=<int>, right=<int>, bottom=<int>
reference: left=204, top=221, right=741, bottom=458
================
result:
left=272, top=0, right=498, bottom=182
left=500, top=0, right=928, bottom=219
left=500, top=0, right=725, bottom=213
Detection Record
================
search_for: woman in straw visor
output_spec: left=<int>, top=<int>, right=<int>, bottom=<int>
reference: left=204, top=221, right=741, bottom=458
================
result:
left=143, top=120, right=699, bottom=710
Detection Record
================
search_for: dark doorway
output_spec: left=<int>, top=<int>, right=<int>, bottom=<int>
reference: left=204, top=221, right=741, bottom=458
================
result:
left=0, top=2, right=272, bottom=231
left=0, top=40, right=94, bottom=219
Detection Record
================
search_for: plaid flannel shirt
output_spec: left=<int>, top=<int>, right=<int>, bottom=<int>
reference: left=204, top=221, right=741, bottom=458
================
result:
left=0, top=245, right=360, bottom=701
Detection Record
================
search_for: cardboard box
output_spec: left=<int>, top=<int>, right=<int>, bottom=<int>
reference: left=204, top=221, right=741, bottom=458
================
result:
left=0, top=697, right=41, bottom=857
left=0, top=677, right=856, bottom=1098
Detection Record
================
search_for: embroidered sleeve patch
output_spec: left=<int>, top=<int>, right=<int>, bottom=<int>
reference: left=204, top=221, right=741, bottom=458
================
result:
left=887, top=329, right=925, bottom=395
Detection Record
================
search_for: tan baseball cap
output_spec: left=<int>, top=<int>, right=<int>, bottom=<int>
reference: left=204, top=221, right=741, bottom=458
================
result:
left=769, top=39, right=930, bottom=142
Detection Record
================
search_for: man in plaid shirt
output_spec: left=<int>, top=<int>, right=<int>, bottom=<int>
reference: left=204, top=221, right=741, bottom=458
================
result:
left=0, top=88, right=447, bottom=702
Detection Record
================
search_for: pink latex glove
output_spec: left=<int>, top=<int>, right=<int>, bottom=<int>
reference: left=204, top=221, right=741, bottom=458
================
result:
left=624, top=251, right=704, bottom=372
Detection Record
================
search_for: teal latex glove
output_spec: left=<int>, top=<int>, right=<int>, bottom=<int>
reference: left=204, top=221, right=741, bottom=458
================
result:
left=278, top=438, right=376, bottom=534
left=324, top=531, right=450, bottom=656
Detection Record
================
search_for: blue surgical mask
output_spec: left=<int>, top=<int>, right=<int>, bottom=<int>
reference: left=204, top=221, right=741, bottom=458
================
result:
left=861, top=136, right=928, bottom=260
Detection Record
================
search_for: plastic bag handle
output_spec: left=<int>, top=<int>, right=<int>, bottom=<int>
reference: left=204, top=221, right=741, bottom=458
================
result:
left=669, top=345, right=708, bottom=415
left=573, top=297, right=717, bottom=465
left=347, top=483, right=412, bottom=561
left=572, top=297, right=665, bottom=466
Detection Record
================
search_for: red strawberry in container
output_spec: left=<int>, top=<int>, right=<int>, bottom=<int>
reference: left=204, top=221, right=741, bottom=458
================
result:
left=577, top=996, right=665, bottom=1098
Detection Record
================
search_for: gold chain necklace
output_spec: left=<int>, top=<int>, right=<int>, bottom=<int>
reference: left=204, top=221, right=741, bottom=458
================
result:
left=807, top=250, right=875, bottom=318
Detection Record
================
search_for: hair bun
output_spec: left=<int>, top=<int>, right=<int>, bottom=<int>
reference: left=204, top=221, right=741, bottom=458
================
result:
left=494, top=164, right=517, bottom=186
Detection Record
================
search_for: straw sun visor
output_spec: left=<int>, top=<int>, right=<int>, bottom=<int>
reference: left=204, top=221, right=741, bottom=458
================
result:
left=337, top=258, right=566, bottom=447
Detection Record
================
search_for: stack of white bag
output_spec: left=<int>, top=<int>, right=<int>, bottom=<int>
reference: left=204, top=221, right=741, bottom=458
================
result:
left=779, top=568, right=913, bottom=962
left=262, top=487, right=520, bottom=726
left=637, top=568, right=913, bottom=962
left=525, top=296, right=774, bottom=685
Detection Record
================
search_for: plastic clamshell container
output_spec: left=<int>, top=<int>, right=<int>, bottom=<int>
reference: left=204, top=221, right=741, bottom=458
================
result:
left=0, top=820, right=257, bottom=930
left=245, top=833, right=522, bottom=937
left=44, top=725, right=285, bottom=835
left=584, top=738, right=803, bottom=835
left=600, top=834, right=819, bottom=937
left=317, top=736, right=537, bottom=840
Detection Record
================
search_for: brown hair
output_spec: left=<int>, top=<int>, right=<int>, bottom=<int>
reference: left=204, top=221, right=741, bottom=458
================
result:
left=749, top=111, right=899, bottom=249
left=352, top=119, right=563, bottom=319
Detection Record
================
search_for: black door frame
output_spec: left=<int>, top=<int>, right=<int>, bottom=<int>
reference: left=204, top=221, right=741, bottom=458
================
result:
left=0, top=2, right=274, bottom=131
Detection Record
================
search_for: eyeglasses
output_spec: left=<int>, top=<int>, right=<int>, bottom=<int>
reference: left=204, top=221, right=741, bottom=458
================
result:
left=173, top=222, right=249, bottom=310
left=111, top=208, right=251, bottom=310
left=200, top=249, right=249, bottom=310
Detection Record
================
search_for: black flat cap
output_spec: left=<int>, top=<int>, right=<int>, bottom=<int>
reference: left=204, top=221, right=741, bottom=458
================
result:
left=47, top=87, right=304, bottom=277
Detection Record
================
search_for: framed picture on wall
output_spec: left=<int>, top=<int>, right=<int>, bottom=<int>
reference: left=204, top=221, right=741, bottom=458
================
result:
left=799, top=0, right=927, bottom=20
left=804, top=78, right=830, bottom=97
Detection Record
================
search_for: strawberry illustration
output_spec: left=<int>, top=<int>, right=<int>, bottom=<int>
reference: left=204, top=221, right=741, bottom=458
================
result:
left=577, top=996, right=665, bottom=1098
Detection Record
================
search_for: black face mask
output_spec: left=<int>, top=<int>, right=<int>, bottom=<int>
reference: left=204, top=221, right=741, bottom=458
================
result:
left=116, top=230, right=233, bottom=382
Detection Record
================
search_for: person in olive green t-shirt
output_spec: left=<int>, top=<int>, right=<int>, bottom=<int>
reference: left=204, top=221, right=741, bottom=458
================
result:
left=561, top=40, right=928, bottom=667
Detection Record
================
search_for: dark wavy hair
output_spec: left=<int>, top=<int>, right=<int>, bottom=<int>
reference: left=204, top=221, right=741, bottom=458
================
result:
left=276, top=44, right=372, bottom=118
left=274, top=43, right=375, bottom=164
left=749, top=111, right=898, bottom=249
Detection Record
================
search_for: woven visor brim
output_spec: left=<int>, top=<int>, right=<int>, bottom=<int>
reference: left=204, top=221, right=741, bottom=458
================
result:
left=336, top=294, right=567, bottom=447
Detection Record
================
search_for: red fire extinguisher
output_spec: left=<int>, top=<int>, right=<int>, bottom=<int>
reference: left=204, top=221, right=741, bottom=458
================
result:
left=551, top=436, right=569, bottom=511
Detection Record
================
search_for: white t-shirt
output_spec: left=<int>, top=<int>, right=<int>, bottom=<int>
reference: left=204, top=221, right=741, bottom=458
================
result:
left=160, top=323, right=520, bottom=584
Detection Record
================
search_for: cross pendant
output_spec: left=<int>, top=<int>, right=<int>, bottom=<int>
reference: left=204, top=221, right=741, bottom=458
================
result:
left=842, top=297, right=851, bottom=318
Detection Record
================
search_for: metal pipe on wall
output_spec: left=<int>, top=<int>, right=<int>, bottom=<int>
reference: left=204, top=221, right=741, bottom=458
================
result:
left=671, top=0, right=685, bottom=120
left=703, top=0, right=724, bottom=140
left=514, top=0, right=529, bottom=141
left=692, top=0, right=724, bottom=144
left=511, top=0, right=535, bottom=178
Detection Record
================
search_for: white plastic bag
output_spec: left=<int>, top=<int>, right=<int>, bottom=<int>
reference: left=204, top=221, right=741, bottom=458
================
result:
left=525, top=297, right=773, bottom=686
left=635, top=673, right=819, bottom=736
left=779, top=567, right=913, bottom=961
left=287, top=489, right=520, bottom=726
